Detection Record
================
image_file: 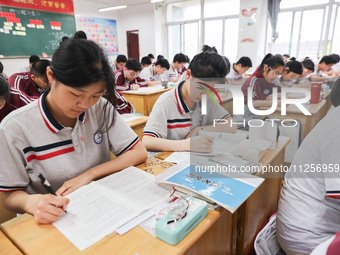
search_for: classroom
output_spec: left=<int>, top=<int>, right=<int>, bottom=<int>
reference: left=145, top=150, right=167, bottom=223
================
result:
left=1, top=0, right=340, bottom=254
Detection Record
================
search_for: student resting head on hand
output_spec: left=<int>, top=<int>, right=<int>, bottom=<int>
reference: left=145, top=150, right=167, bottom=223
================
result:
left=0, top=38, right=147, bottom=224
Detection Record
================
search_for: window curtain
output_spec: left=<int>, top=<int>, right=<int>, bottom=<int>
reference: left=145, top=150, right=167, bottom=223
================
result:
left=268, top=0, right=281, bottom=42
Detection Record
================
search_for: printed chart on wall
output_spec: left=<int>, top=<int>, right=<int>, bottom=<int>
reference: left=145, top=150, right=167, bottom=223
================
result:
left=0, top=0, right=76, bottom=57
left=240, top=8, right=257, bottom=43
left=76, top=16, right=118, bottom=56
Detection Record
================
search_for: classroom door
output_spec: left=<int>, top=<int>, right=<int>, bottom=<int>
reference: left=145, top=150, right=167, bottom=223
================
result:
left=127, top=30, right=140, bottom=60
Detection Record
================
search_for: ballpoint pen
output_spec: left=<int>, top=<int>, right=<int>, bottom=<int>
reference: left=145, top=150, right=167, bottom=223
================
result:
left=38, top=173, right=67, bottom=213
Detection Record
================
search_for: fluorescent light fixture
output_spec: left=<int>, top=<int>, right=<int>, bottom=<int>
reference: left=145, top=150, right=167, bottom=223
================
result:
left=150, top=0, right=164, bottom=3
left=98, top=5, right=127, bottom=12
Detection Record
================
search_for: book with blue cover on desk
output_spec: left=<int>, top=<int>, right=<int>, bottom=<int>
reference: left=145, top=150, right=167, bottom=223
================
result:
left=156, top=160, right=264, bottom=213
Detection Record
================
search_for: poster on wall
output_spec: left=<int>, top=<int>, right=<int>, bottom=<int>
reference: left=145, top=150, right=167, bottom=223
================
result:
left=75, top=15, right=118, bottom=55
left=240, top=8, right=257, bottom=43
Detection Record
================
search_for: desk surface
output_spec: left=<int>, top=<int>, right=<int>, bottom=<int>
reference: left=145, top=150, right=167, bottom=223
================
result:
left=121, top=87, right=172, bottom=96
left=0, top=231, right=22, bottom=255
left=1, top=137, right=290, bottom=255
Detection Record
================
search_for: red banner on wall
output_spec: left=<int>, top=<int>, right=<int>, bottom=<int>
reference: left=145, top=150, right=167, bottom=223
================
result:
left=0, top=0, right=74, bottom=15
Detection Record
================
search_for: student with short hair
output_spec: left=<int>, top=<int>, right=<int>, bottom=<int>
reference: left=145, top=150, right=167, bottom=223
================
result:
left=310, top=55, right=338, bottom=79
left=276, top=76, right=340, bottom=255
left=113, top=54, right=127, bottom=72
left=226, top=56, right=252, bottom=84
left=115, top=58, right=148, bottom=91
left=141, top=56, right=152, bottom=69
left=274, top=58, right=303, bottom=87
left=177, top=55, right=189, bottom=75
left=283, top=54, right=290, bottom=62
left=0, top=38, right=147, bottom=224
left=142, top=45, right=236, bottom=152
left=147, top=53, right=155, bottom=63
left=139, top=58, right=170, bottom=86
left=8, top=59, right=51, bottom=98
left=0, top=76, right=34, bottom=122
left=161, top=53, right=187, bottom=82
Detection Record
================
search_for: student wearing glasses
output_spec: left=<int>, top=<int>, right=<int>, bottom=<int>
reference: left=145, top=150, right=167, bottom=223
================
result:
left=8, top=59, right=51, bottom=99
left=0, top=39, right=147, bottom=224
left=274, top=58, right=303, bottom=88
left=114, top=58, right=148, bottom=91
left=241, top=53, right=284, bottom=108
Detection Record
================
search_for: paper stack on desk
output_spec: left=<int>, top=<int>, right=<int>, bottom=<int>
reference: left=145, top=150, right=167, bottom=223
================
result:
left=53, top=167, right=169, bottom=251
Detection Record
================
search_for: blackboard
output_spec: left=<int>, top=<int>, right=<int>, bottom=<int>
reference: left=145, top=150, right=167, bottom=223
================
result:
left=0, top=5, right=76, bottom=57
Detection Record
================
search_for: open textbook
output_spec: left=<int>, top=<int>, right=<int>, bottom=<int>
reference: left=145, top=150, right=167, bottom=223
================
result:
left=53, top=167, right=169, bottom=251
left=156, top=160, right=264, bottom=213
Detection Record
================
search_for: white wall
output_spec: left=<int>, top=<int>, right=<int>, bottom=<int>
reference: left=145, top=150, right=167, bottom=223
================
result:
left=237, top=0, right=268, bottom=69
left=1, top=0, right=155, bottom=76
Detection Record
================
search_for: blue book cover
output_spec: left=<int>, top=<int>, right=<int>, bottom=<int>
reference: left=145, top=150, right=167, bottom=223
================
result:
left=158, top=162, right=264, bottom=213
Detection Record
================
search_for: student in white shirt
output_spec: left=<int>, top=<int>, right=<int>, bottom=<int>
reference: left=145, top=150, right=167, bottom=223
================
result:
left=113, top=55, right=127, bottom=73
left=142, top=45, right=236, bottom=152
left=226, top=56, right=252, bottom=84
left=161, top=53, right=187, bottom=82
left=139, top=58, right=170, bottom=86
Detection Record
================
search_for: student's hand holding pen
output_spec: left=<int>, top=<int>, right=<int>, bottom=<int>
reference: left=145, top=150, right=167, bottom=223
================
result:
left=189, top=136, right=214, bottom=153
left=27, top=194, right=69, bottom=224
left=131, top=84, right=140, bottom=90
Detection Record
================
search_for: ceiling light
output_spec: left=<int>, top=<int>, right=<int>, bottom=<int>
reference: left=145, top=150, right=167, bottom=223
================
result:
left=98, top=5, right=127, bottom=12
left=150, top=0, right=164, bottom=3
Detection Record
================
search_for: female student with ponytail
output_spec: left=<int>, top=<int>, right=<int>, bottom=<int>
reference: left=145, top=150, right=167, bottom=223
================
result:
left=0, top=39, right=147, bottom=224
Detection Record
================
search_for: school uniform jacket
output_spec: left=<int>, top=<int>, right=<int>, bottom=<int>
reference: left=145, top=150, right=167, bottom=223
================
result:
left=114, top=68, right=148, bottom=91
left=8, top=71, right=43, bottom=98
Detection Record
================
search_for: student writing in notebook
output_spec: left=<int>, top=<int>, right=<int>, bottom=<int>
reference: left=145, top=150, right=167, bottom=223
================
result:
left=0, top=39, right=147, bottom=224
left=142, top=45, right=236, bottom=153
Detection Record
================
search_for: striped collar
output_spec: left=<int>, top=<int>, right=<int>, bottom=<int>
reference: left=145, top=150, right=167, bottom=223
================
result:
left=174, top=81, right=190, bottom=114
left=38, top=90, right=86, bottom=133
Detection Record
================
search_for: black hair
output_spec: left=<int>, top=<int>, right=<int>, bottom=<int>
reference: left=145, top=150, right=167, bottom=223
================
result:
left=73, top=30, right=87, bottom=39
left=185, top=55, right=190, bottom=63
left=301, top=59, right=315, bottom=72
left=155, top=58, right=170, bottom=69
left=141, top=56, right=152, bottom=66
left=29, top=55, right=40, bottom=64
left=148, top=53, right=154, bottom=59
left=0, top=75, right=11, bottom=102
left=283, top=54, right=290, bottom=58
left=157, top=55, right=164, bottom=60
left=188, top=46, right=228, bottom=83
left=173, top=53, right=186, bottom=63
left=116, top=55, right=127, bottom=64
left=31, top=59, right=51, bottom=78
left=284, top=58, right=303, bottom=75
left=59, top=36, right=69, bottom=45
left=259, top=53, right=284, bottom=73
left=0, top=61, right=3, bottom=73
left=236, top=56, right=252, bottom=67
left=275, top=54, right=284, bottom=61
left=331, top=78, right=340, bottom=107
left=223, top=56, right=231, bottom=76
left=50, top=38, right=116, bottom=131
left=319, top=55, right=337, bottom=65
left=330, top=53, right=340, bottom=63
left=201, top=45, right=218, bottom=53
left=125, top=58, right=142, bottom=72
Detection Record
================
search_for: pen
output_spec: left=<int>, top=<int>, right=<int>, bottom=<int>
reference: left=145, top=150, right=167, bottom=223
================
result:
left=38, top=173, right=67, bottom=213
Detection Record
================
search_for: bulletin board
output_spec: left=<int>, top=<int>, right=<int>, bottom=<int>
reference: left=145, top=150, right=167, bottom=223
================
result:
left=0, top=0, right=76, bottom=57
left=75, top=15, right=118, bottom=56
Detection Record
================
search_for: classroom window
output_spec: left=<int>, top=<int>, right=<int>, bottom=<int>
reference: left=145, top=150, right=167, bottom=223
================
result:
left=204, top=0, right=240, bottom=18
left=331, top=6, right=340, bottom=53
left=271, top=12, right=293, bottom=57
left=204, top=20, right=223, bottom=54
left=166, top=0, right=201, bottom=22
left=184, top=22, right=199, bottom=60
left=168, top=25, right=183, bottom=62
left=280, top=0, right=329, bottom=9
left=224, top=18, right=239, bottom=63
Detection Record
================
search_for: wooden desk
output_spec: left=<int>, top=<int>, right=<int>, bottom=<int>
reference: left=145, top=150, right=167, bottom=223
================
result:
left=154, top=137, right=290, bottom=255
left=123, top=115, right=148, bottom=140
left=268, top=100, right=327, bottom=141
left=121, top=87, right=172, bottom=116
left=0, top=231, right=22, bottom=255
left=1, top=137, right=289, bottom=255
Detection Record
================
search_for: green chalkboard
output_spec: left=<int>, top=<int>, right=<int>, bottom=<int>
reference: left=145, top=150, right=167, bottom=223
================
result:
left=0, top=5, right=76, bottom=57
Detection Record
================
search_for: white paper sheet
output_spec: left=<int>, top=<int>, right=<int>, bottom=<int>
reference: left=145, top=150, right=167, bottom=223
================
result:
left=53, top=167, right=169, bottom=251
